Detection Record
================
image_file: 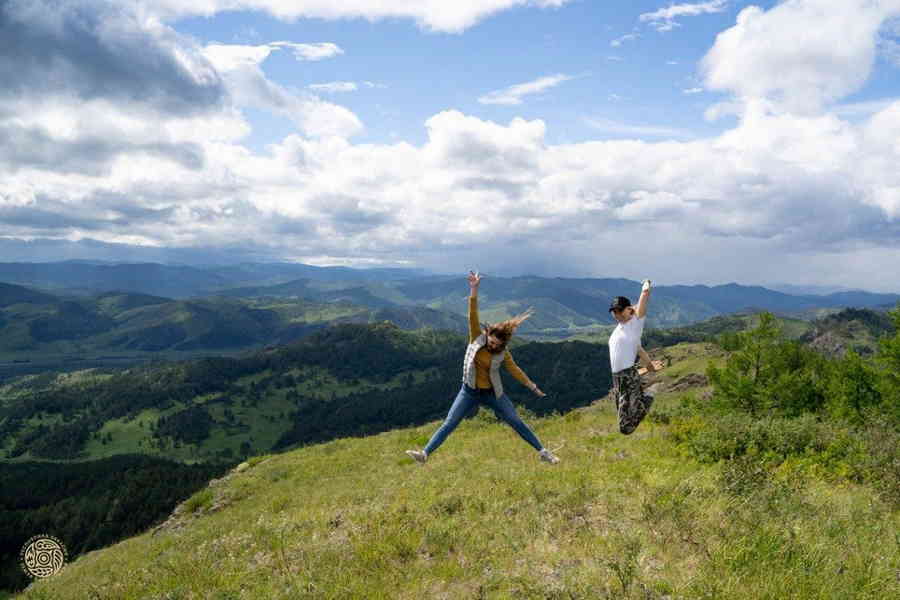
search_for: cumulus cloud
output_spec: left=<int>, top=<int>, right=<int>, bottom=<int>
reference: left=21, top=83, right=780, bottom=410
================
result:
left=144, top=0, right=572, bottom=34
left=0, top=0, right=224, bottom=115
left=5, top=99, right=900, bottom=287
left=478, top=74, right=574, bottom=105
left=5, top=0, right=900, bottom=290
left=701, top=0, right=900, bottom=115
left=639, top=0, right=728, bottom=32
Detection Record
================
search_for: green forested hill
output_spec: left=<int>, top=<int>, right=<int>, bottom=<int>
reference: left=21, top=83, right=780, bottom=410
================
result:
left=0, top=455, right=230, bottom=594
left=0, top=323, right=611, bottom=465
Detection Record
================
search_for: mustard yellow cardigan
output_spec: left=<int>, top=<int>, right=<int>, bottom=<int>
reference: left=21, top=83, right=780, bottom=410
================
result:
left=468, top=296, right=534, bottom=390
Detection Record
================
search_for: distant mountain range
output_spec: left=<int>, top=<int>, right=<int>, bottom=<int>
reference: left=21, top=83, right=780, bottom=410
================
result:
left=0, top=262, right=897, bottom=352
left=764, top=283, right=865, bottom=296
left=0, top=282, right=467, bottom=359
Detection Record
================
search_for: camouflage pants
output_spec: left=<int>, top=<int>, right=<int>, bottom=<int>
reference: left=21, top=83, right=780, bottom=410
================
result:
left=611, top=365, right=654, bottom=435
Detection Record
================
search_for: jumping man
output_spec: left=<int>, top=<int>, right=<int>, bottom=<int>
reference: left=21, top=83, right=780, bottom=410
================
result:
left=608, top=279, right=660, bottom=434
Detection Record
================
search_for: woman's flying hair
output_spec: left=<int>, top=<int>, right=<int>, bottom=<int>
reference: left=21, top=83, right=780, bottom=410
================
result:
left=482, top=307, right=535, bottom=345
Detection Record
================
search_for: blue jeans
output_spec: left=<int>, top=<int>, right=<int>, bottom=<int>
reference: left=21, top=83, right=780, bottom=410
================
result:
left=424, top=383, right=544, bottom=455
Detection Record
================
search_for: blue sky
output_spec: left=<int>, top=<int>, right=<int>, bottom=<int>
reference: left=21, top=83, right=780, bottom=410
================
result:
left=173, top=1, right=780, bottom=149
left=2, top=0, right=900, bottom=291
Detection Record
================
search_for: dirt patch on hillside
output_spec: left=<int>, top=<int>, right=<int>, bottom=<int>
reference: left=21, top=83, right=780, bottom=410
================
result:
left=151, top=457, right=273, bottom=537
left=666, top=373, right=709, bottom=393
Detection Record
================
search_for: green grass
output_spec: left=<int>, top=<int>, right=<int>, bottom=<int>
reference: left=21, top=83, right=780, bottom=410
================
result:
left=14, top=344, right=899, bottom=599
left=653, top=342, right=728, bottom=379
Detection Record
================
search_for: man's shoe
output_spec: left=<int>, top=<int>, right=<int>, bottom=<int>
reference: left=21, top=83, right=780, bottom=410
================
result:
left=406, top=449, right=427, bottom=464
left=645, top=383, right=662, bottom=397
left=539, top=448, right=560, bottom=464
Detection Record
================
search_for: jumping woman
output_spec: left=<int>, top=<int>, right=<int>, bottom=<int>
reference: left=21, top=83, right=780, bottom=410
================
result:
left=405, top=270, right=560, bottom=464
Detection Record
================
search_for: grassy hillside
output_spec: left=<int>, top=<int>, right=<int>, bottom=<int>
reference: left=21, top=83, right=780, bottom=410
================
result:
left=13, top=342, right=900, bottom=599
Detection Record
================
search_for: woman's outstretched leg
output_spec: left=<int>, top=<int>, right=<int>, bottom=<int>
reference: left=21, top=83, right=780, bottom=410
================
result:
left=489, top=393, right=559, bottom=463
left=407, top=384, right=478, bottom=463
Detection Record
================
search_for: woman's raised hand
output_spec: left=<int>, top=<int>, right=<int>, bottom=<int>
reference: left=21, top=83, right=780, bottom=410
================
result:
left=468, top=270, right=482, bottom=289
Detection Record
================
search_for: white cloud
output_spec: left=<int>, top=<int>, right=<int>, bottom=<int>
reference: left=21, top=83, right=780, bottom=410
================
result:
left=640, top=0, right=728, bottom=32
left=6, top=0, right=900, bottom=290
left=269, top=41, right=343, bottom=61
left=309, top=82, right=359, bottom=93
left=201, top=43, right=277, bottom=71
left=7, top=102, right=900, bottom=288
left=202, top=40, right=344, bottom=66
left=610, top=33, right=638, bottom=47
left=202, top=43, right=362, bottom=138
left=683, top=87, right=704, bottom=94
left=701, top=0, right=900, bottom=115
left=478, top=74, right=573, bottom=105
left=616, top=191, right=700, bottom=220
left=144, top=0, right=573, bottom=34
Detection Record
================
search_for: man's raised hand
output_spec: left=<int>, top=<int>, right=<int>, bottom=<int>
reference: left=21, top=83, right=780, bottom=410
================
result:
left=468, top=270, right=482, bottom=289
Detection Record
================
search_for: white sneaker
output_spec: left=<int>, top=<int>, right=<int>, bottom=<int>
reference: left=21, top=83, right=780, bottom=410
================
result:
left=406, top=449, right=427, bottom=464
left=539, top=448, right=560, bottom=464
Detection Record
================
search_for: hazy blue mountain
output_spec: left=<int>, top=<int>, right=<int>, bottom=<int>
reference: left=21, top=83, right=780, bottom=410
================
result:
left=0, top=262, right=229, bottom=297
left=0, top=282, right=61, bottom=307
left=809, top=291, right=900, bottom=308
left=766, top=283, right=863, bottom=296
left=0, top=261, right=430, bottom=298
left=0, top=288, right=465, bottom=359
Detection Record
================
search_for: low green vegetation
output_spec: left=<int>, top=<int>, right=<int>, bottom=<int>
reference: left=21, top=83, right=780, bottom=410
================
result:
left=13, top=305, right=900, bottom=599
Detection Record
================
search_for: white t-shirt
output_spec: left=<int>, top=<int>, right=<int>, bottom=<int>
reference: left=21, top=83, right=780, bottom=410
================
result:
left=609, top=314, right=645, bottom=374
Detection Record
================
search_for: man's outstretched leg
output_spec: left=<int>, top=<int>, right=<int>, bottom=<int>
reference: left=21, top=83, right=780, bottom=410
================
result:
left=612, top=366, right=653, bottom=435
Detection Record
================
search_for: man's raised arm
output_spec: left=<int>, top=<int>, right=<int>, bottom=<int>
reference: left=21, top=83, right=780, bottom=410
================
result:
left=636, top=279, right=651, bottom=319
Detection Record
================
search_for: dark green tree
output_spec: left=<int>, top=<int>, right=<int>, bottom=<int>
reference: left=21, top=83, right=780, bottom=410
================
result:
left=707, top=312, right=784, bottom=416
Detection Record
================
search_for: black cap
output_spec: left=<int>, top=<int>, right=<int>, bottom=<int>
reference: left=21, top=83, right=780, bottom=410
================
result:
left=609, top=296, right=632, bottom=313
